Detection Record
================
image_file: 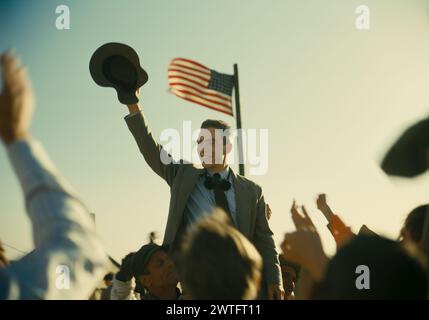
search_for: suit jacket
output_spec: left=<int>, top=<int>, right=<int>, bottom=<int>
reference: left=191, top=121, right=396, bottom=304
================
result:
left=125, top=112, right=282, bottom=286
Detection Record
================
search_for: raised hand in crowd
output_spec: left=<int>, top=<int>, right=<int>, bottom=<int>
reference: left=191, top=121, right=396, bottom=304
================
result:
left=0, top=50, right=108, bottom=299
left=316, top=194, right=334, bottom=222
left=115, top=252, right=135, bottom=282
left=281, top=201, right=328, bottom=282
left=316, top=194, right=354, bottom=248
left=0, top=50, right=34, bottom=145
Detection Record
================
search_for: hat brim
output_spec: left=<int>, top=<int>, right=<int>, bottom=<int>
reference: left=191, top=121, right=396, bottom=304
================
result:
left=381, top=117, right=429, bottom=178
left=89, top=42, right=148, bottom=104
left=132, top=244, right=170, bottom=278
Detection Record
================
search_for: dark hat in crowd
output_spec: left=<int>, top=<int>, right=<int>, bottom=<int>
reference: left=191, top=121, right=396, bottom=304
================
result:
left=89, top=42, right=148, bottom=105
left=103, top=272, right=114, bottom=282
left=381, top=116, right=429, bottom=178
left=131, top=243, right=169, bottom=278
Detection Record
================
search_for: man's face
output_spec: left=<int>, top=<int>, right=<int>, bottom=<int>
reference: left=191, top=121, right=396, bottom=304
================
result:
left=281, top=265, right=297, bottom=297
left=197, top=127, right=227, bottom=168
left=139, top=250, right=178, bottom=290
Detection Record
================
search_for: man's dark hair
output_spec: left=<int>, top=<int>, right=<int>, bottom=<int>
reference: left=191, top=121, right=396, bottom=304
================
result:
left=200, top=119, right=231, bottom=131
left=404, top=204, right=428, bottom=243
left=180, top=210, right=262, bottom=300
left=131, top=243, right=172, bottom=296
left=315, top=235, right=427, bottom=299
left=103, top=273, right=114, bottom=282
left=200, top=120, right=231, bottom=146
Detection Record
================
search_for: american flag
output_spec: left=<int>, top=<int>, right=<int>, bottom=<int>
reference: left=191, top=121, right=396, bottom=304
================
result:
left=168, top=58, right=234, bottom=116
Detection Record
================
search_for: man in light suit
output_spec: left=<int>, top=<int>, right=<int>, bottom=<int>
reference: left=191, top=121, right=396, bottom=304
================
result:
left=124, top=100, right=283, bottom=300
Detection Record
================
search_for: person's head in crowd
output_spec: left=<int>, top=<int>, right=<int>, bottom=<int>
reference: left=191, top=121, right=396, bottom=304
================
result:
left=103, top=273, right=114, bottom=287
left=399, top=204, right=428, bottom=246
left=132, top=243, right=179, bottom=300
left=180, top=209, right=263, bottom=300
left=197, top=120, right=232, bottom=170
left=315, top=235, right=427, bottom=299
left=279, top=254, right=300, bottom=299
left=149, top=231, right=159, bottom=244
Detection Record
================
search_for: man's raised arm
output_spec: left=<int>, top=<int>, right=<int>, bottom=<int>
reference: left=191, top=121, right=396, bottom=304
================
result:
left=125, top=102, right=180, bottom=186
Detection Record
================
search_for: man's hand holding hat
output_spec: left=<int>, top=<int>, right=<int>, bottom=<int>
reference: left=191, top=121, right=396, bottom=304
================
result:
left=116, top=252, right=135, bottom=282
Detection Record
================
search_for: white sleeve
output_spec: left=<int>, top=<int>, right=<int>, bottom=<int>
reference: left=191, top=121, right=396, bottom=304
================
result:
left=0, top=138, right=109, bottom=299
left=110, top=276, right=139, bottom=300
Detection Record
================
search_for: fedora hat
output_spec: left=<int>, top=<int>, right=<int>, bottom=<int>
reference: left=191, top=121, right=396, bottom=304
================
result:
left=381, top=116, right=429, bottom=177
left=131, top=243, right=170, bottom=278
left=89, top=42, right=148, bottom=104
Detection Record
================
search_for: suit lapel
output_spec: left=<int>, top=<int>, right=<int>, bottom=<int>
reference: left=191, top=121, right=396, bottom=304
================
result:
left=231, top=169, right=252, bottom=237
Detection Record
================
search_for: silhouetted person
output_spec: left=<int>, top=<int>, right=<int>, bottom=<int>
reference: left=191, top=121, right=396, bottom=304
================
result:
left=315, top=235, right=427, bottom=299
left=400, top=204, right=428, bottom=246
left=180, top=210, right=263, bottom=300
left=100, top=273, right=114, bottom=300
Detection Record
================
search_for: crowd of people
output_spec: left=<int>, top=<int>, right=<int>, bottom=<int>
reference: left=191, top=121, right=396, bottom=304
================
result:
left=0, top=50, right=428, bottom=300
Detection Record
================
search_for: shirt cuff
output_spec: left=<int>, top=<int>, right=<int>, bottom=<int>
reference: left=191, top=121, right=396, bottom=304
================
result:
left=124, top=110, right=142, bottom=120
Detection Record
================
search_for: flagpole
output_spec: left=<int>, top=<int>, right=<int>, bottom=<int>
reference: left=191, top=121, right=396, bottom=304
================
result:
left=233, top=64, right=245, bottom=176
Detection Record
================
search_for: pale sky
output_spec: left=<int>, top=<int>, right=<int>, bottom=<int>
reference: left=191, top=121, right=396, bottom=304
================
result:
left=2, top=0, right=429, bottom=261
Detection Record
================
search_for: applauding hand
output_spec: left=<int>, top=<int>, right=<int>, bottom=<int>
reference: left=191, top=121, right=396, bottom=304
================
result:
left=281, top=200, right=328, bottom=282
left=0, top=50, right=34, bottom=145
left=316, top=194, right=334, bottom=222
